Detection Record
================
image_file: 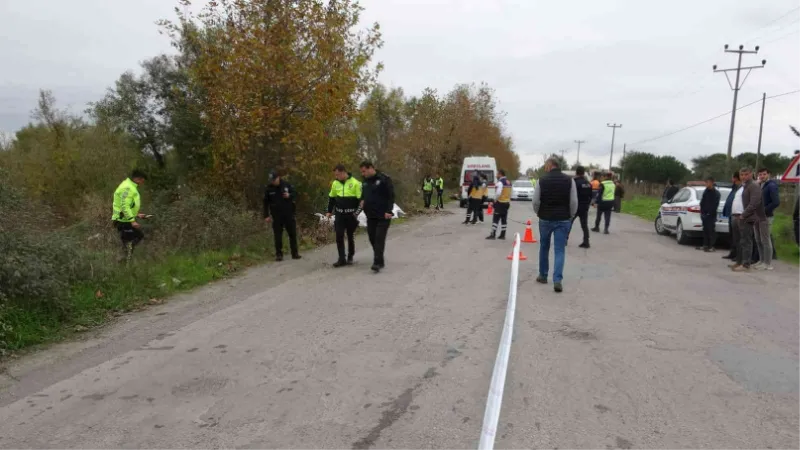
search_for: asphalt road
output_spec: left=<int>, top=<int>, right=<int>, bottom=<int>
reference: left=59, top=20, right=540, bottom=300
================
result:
left=1, top=203, right=798, bottom=449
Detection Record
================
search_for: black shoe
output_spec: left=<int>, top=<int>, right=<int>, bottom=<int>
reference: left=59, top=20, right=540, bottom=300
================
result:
left=591, top=228, right=600, bottom=232
left=371, top=264, right=381, bottom=273
left=704, top=248, right=715, bottom=253
left=486, top=234, right=496, bottom=240
left=579, top=242, right=590, bottom=248
left=275, top=255, right=284, bottom=262
left=498, top=233, right=506, bottom=240
left=333, top=260, right=347, bottom=268
left=471, top=221, right=477, bottom=224
left=603, top=230, right=609, bottom=235
left=722, top=254, right=734, bottom=260
left=292, top=254, right=302, bottom=260
left=536, top=275, right=547, bottom=284
left=554, top=282, right=563, bottom=293
left=463, top=221, right=470, bottom=225
left=347, top=256, right=354, bottom=265
left=696, top=246, right=705, bottom=251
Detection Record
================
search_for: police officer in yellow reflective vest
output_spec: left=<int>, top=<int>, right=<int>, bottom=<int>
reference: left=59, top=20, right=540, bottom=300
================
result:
left=591, top=172, right=616, bottom=234
left=434, top=174, right=444, bottom=210
left=487, top=169, right=513, bottom=240
left=327, top=164, right=363, bottom=267
left=112, top=169, right=148, bottom=263
left=422, top=175, right=434, bottom=208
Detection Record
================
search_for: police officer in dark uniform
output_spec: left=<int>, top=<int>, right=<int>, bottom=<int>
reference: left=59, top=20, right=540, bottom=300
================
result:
left=569, top=166, right=592, bottom=248
left=327, top=164, right=362, bottom=267
left=263, top=170, right=300, bottom=261
left=359, top=161, right=395, bottom=273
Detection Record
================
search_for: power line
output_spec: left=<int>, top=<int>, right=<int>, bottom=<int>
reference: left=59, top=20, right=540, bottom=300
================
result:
left=629, top=89, right=800, bottom=146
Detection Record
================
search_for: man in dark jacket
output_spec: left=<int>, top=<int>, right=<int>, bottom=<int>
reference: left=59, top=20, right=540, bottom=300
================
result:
left=613, top=180, right=625, bottom=212
left=721, top=171, right=741, bottom=260
left=697, top=177, right=721, bottom=252
left=263, top=170, right=300, bottom=262
left=532, top=158, right=578, bottom=293
left=757, top=167, right=779, bottom=261
left=359, top=161, right=395, bottom=273
left=569, top=166, right=593, bottom=248
left=661, top=179, right=679, bottom=204
left=327, top=164, right=362, bottom=267
left=732, top=167, right=766, bottom=272
left=794, top=193, right=799, bottom=246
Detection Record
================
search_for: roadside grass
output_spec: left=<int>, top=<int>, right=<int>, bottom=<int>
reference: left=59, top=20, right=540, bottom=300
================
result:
left=622, top=196, right=661, bottom=222
left=621, top=195, right=798, bottom=264
left=1, top=234, right=279, bottom=353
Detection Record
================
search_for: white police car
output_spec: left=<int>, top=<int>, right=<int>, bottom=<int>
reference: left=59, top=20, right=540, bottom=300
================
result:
left=654, top=185, right=732, bottom=245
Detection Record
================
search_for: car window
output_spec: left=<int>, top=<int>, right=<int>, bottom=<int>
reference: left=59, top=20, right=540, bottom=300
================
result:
left=463, top=170, right=496, bottom=184
left=671, top=189, right=691, bottom=203
left=513, top=181, right=532, bottom=187
left=692, top=187, right=732, bottom=205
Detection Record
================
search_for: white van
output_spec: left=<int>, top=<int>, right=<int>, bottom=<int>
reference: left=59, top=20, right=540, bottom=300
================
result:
left=459, top=156, right=497, bottom=208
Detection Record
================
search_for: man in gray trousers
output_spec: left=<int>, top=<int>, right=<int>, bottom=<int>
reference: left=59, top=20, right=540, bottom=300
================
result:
left=732, top=167, right=768, bottom=272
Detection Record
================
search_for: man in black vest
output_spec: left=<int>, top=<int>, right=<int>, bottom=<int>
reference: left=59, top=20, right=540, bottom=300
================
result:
left=569, top=166, right=593, bottom=248
left=532, top=158, right=578, bottom=293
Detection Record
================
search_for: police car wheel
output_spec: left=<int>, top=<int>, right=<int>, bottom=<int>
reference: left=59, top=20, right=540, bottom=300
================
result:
left=654, top=215, right=669, bottom=236
left=676, top=220, right=691, bottom=245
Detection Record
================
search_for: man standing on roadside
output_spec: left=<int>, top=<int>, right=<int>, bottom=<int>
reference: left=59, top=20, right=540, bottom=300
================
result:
left=422, top=175, right=434, bottom=209
left=591, top=172, right=615, bottom=234
left=327, top=164, right=362, bottom=267
left=464, top=171, right=482, bottom=225
left=758, top=167, right=780, bottom=261
left=721, top=171, right=742, bottom=261
left=661, top=179, right=679, bottom=204
left=112, top=169, right=149, bottom=263
left=569, top=166, right=592, bottom=248
left=486, top=169, right=512, bottom=240
left=697, top=176, right=721, bottom=252
left=732, top=167, right=766, bottom=272
left=434, top=173, right=445, bottom=210
left=613, top=179, right=625, bottom=212
left=360, top=161, right=395, bottom=273
left=263, top=170, right=301, bottom=262
left=532, top=158, right=578, bottom=293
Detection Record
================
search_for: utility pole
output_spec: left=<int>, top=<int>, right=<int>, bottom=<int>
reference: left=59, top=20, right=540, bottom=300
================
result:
left=574, top=140, right=586, bottom=165
left=607, top=123, right=622, bottom=170
left=713, top=44, right=766, bottom=174
left=621, top=143, right=627, bottom=181
left=756, top=92, right=766, bottom=171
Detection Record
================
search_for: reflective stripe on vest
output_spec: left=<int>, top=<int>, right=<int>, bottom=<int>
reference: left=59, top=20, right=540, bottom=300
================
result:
left=601, top=180, right=615, bottom=201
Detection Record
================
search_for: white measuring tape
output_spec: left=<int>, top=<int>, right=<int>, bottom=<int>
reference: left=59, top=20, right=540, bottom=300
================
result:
left=478, top=233, right=521, bottom=450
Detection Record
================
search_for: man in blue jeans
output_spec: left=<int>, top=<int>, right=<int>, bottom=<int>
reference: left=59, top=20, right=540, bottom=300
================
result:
left=532, top=158, right=578, bottom=293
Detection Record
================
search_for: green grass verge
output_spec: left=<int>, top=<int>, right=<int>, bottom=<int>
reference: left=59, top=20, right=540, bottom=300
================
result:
left=621, top=196, right=798, bottom=264
left=1, top=234, right=280, bottom=353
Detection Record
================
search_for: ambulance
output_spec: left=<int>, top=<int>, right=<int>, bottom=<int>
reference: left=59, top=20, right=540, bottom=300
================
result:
left=459, top=156, right=498, bottom=208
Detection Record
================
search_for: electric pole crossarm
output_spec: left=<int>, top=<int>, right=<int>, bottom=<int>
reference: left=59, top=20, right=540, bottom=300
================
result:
left=714, top=65, right=768, bottom=72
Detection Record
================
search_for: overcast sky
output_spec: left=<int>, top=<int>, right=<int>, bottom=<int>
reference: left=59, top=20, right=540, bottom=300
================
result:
left=1, top=0, right=798, bottom=171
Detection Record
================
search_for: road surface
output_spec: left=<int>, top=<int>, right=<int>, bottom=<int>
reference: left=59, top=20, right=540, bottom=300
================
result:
left=1, top=204, right=798, bottom=449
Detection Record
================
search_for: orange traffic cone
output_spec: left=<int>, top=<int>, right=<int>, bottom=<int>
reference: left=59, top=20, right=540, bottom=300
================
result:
left=487, top=202, right=494, bottom=215
left=522, top=219, right=537, bottom=243
left=507, top=240, right=528, bottom=261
